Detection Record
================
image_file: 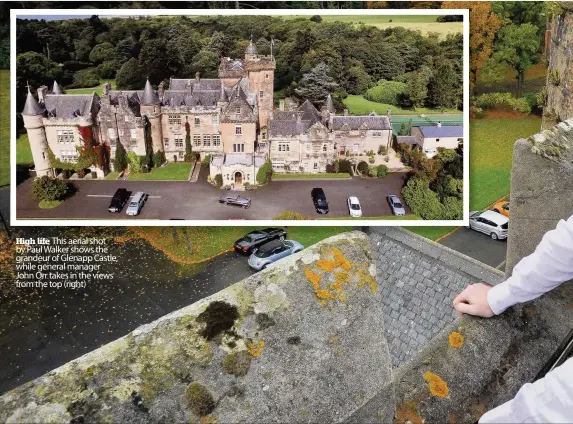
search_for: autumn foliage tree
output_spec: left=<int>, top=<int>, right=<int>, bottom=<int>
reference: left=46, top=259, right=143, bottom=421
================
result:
left=442, top=1, right=502, bottom=94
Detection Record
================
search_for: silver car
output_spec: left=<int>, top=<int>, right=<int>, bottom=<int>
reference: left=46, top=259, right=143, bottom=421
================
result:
left=126, top=191, right=147, bottom=216
left=468, top=210, right=508, bottom=240
left=248, top=239, right=304, bottom=271
left=219, top=194, right=251, bottom=209
left=387, top=194, right=406, bottom=216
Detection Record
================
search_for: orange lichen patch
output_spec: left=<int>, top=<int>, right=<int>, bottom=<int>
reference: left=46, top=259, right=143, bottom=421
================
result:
left=305, top=268, right=322, bottom=288
left=200, top=416, right=218, bottom=424
left=423, top=371, right=449, bottom=398
left=448, top=331, right=464, bottom=348
left=356, top=268, right=378, bottom=293
left=332, top=247, right=353, bottom=271
left=394, top=400, right=423, bottom=424
left=247, top=341, right=265, bottom=357
left=316, top=259, right=337, bottom=272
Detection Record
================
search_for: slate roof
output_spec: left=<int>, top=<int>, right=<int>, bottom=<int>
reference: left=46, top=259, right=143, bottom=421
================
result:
left=396, top=136, right=416, bottom=144
left=170, top=79, right=192, bottom=90
left=212, top=154, right=266, bottom=167
left=273, top=111, right=296, bottom=120
left=269, top=120, right=313, bottom=137
left=418, top=125, right=463, bottom=138
left=43, top=94, right=98, bottom=119
left=52, top=81, right=63, bottom=95
left=332, top=116, right=391, bottom=131
left=109, top=91, right=142, bottom=116
left=141, top=79, right=160, bottom=105
left=22, top=89, right=44, bottom=116
left=245, top=40, right=257, bottom=55
left=298, top=100, right=321, bottom=124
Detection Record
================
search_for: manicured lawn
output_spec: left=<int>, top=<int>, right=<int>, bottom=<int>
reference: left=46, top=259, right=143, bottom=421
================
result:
left=406, top=115, right=542, bottom=240
left=127, top=163, right=193, bottom=181
left=105, top=172, right=120, bottom=180
left=16, top=133, right=33, bottom=167
left=475, top=63, right=548, bottom=96
left=343, top=95, right=460, bottom=116
left=0, top=70, right=9, bottom=186
left=273, top=173, right=351, bottom=179
left=125, top=226, right=350, bottom=265
left=66, top=79, right=116, bottom=95
left=38, top=199, right=62, bottom=209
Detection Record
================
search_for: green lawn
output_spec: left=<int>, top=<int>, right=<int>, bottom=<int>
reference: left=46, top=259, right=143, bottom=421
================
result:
left=273, top=173, right=351, bottom=180
left=343, top=95, right=460, bottom=116
left=66, top=79, right=116, bottom=95
left=408, top=115, right=542, bottom=240
left=16, top=133, right=33, bottom=166
left=0, top=70, right=9, bottom=186
left=127, top=162, right=193, bottom=181
left=105, top=172, right=120, bottom=180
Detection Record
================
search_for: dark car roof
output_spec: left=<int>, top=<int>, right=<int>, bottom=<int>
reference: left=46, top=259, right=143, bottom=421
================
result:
left=259, top=239, right=283, bottom=252
left=262, top=227, right=281, bottom=234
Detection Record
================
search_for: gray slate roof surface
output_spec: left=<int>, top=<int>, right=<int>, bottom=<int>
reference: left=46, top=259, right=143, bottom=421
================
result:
left=396, top=136, right=416, bottom=144
left=419, top=125, right=463, bottom=138
left=22, top=90, right=44, bottom=116
left=332, top=116, right=391, bottom=131
left=141, top=79, right=160, bottom=105
left=269, top=119, right=313, bottom=137
left=369, top=231, right=472, bottom=368
left=43, top=94, right=97, bottom=119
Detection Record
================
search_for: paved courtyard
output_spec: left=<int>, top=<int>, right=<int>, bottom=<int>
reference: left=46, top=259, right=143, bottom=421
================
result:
left=15, top=171, right=413, bottom=221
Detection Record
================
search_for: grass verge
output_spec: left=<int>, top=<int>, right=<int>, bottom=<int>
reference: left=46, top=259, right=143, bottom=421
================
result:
left=105, top=172, right=120, bottom=180
left=273, top=173, right=351, bottom=180
left=39, top=199, right=63, bottom=209
left=127, top=163, right=193, bottom=181
left=0, top=70, right=9, bottom=186
left=66, top=79, right=117, bottom=95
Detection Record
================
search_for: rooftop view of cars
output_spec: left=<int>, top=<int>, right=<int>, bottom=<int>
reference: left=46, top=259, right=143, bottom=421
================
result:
left=234, top=228, right=303, bottom=271
left=107, top=188, right=148, bottom=216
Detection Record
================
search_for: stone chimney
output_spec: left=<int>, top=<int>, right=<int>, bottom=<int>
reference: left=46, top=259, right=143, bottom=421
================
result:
left=296, top=111, right=302, bottom=124
left=37, top=86, right=48, bottom=104
left=386, top=108, right=391, bottom=118
left=102, top=82, right=111, bottom=96
left=195, top=72, right=200, bottom=83
left=157, top=81, right=165, bottom=102
left=343, top=109, right=348, bottom=116
left=279, top=99, right=285, bottom=111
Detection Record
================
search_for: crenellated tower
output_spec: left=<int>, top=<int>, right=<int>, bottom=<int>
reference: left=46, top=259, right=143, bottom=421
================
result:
left=243, top=39, right=275, bottom=130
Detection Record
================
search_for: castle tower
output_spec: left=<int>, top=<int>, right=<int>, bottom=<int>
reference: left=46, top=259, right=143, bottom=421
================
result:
left=22, top=86, right=52, bottom=177
left=244, top=39, right=275, bottom=129
left=140, top=78, right=164, bottom=153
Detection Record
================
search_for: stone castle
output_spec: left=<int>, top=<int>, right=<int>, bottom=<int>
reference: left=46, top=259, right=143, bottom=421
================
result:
left=22, top=40, right=392, bottom=184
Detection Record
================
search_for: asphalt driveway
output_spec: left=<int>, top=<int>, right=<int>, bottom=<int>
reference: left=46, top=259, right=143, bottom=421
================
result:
left=15, top=172, right=413, bottom=220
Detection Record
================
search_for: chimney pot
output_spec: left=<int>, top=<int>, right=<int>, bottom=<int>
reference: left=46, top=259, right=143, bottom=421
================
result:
left=437, top=121, right=442, bottom=127
left=37, top=86, right=48, bottom=104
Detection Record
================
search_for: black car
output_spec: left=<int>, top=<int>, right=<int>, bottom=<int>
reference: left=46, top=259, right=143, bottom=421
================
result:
left=108, top=188, right=130, bottom=213
left=311, top=188, right=329, bottom=214
left=234, top=228, right=287, bottom=254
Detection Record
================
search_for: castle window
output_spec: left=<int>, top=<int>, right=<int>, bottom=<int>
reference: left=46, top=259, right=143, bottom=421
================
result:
left=195, top=117, right=200, bottom=127
left=265, top=74, right=269, bottom=79
left=60, top=150, right=79, bottom=163
left=193, top=135, right=201, bottom=147
left=174, top=134, right=184, bottom=148
left=306, top=143, right=310, bottom=152
left=57, top=129, right=74, bottom=143
left=179, top=151, right=184, bottom=158
left=203, top=134, right=211, bottom=146
left=42, top=152, right=46, bottom=160
left=169, top=114, right=181, bottom=126
left=278, top=143, right=290, bottom=152
left=323, top=145, right=327, bottom=152
left=262, top=133, right=266, bottom=140
left=259, top=91, right=264, bottom=99
left=164, top=137, right=169, bottom=147
left=314, top=163, right=318, bottom=170
left=233, top=106, right=241, bottom=114
left=124, top=115, right=130, bottom=122
left=353, top=143, right=359, bottom=152
left=213, top=135, right=221, bottom=147
left=131, top=129, right=137, bottom=140
left=233, top=143, right=245, bottom=153
left=107, top=128, right=116, bottom=140
left=436, top=138, right=440, bottom=143
left=373, top=131, right=382, bottom=137
left=235, top=125, right=242, bottom=135
left=212, top=115, right=218, bottom=125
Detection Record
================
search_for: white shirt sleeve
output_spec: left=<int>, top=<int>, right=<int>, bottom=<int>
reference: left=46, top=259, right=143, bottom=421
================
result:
left=479, top=357, right=573, bottom=424
left=487, top=215, right=573, bottom=315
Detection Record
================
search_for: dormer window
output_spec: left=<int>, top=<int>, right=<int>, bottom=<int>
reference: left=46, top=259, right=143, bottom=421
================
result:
left=259, top=91, right=264, bottom=99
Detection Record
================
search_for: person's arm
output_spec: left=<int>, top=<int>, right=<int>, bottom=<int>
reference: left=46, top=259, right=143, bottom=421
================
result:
left=487, top=215, right=573, bottom=315
left=479, top=357, right=573, bottom=423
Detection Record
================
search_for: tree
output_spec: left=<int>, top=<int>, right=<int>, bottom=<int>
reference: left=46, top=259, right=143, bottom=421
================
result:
left=138, top=39, right=171, bottom=84
left=294, top=62, right=339, bottom=107
left=442, top=1, right=502, bottom=94
left=184, top=122, right=194, bottom=162
left=89, top=42, right=115, bottom=64
left=214, top=174, right=223, bottom=187
left=143, top=116, right=154, bottom=170
left=346, top=63, right=372, bottom=95
left=116, top=58, right=145, bottom=90
left=114, top=139, right=128, bottom=172
left=357, top=161, right=369, bottom=174
left=427, top=60, right=460, bottom=110
left=405, top=70, right=429, bottom=108
left=365, top=80, right=407, bottom=105
left=16, top=52, right=63, bottom=91
left=376, top=164, right=388, bottom=177
left=402, top=177, right=444, bottom=220
left=30, top=176, right=73, bottom=202
left=191, top=49, right=220, bottom=78
left=256, top=159, right=273, bottom=185
left=398, top=120, right=412, bottom=136
left=492, top=23, right=541, bottom=97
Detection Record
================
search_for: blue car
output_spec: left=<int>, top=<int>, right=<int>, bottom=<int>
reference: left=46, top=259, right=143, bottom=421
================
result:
left=248, top=239, right=304, bottom=271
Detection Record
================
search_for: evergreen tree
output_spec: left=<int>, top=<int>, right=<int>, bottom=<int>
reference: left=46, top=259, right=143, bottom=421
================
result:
left=406, top=70, right=429, bottom=109
left=116, top=57, right=145, bottom=90
left=143, top=117, right=154, bottom=171
left=114, top=139, right=128, bottom=172
left=184, top=122, right=194, bottom=162
left=428, top=60, right=460, bottom=110
left=398, top=119, right=412, bottom=136
left=294, top=62, right=339, bottom=107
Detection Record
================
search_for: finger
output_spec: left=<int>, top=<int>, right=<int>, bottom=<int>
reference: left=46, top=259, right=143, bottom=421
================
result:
left=454, top=301, right=480, bottom=316
left=453, top=290, right=469, bottom=306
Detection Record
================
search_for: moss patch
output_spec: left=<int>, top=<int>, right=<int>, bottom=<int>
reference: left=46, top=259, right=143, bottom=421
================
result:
left=255, top=313, right=276, bottom=330
left=186, top=382, right=216, bottom=417
left=222, top=351, right=252, bottom=377
left=196, top=301, right=239, bottom=341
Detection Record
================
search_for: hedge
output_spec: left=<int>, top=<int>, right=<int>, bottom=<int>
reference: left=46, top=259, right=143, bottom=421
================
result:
left=474, top=92, right=531, bottom=114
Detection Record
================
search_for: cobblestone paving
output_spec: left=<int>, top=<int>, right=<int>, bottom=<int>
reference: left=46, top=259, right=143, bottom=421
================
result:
left=369, top=232, right=473, bottom=368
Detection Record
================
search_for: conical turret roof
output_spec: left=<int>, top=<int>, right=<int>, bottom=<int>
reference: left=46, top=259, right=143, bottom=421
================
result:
left=325, top=93, right=335, bottom=113
left=22, top=87, right=44, bottom=116
left=141, top=78, right=160, bottom=105
left=219, top=84, right=227, bottom=102
left=245, top=39, right=257, bottom=55
left=52, top=80, right=63, bottom=95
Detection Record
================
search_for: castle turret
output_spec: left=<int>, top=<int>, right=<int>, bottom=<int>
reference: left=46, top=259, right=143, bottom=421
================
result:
left=322, top=94, right=335, bottom=126
left=245, top=38, right=258, bottom=61
left=140, top=78, right=164, bottom=153
left=243, top=39, right=275, bottom=129
left=52, top=80, right=63, bottom=95
left=22, top=87, right=52, bottom=177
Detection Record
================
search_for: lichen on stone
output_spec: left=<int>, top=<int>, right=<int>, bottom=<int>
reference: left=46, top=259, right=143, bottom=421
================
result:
left=247, top=341, right=265, bottom=357
left=423, top=371, right=450, bottom=398
left=186, top=382, right=216, bottom=417
left=222, top=351, right=252, bottom=377
left=448, top=331, right=464, bottom=348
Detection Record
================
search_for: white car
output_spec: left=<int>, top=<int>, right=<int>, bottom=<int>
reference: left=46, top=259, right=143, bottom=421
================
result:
left=468, top=210, right=508, bottom=240
left=347, top=196, right=362, bottom=218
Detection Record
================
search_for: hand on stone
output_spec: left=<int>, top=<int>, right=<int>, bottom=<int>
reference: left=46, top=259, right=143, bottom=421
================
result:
left=453, top=283, right=494, bottom=317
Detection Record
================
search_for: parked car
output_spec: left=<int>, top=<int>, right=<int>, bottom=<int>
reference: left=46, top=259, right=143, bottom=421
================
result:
left=234, top=228, right=287, bottom=254
left=126, top=191, right=148, bottom=216
left=468, top=210, right=508, bottom=240
left=248, top=239, right=304, bottom=271
left=387, top=194, right=406, bottom=216
left=219, top=194, right=251, bottom=209
left=311, top=188, right=329, bottom=214
left=108, top=188, right=130, bottom=213
left=492, top=201, right=510, bottom=218
left=347, top=196, right=362, bottom=218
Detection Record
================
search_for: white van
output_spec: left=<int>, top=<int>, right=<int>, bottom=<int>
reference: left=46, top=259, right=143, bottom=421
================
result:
left=126, top=192, right=148, bottom=216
